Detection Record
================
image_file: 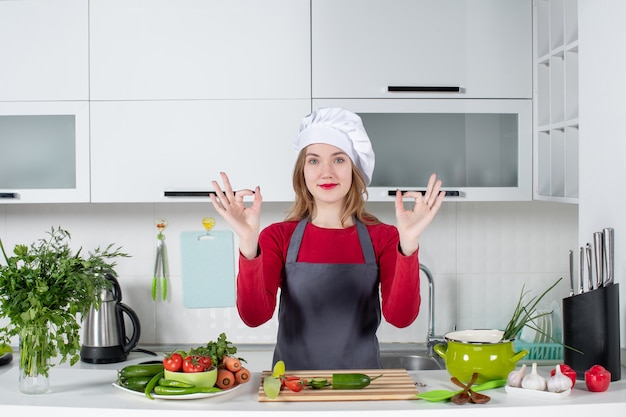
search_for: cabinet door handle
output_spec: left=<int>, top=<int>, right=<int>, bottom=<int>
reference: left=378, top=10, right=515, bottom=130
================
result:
left=388, top=190, right=461, bottom=197
left=164, top=191, right=216, bottom=197
left=164, top=190, right=255, bottom=197
left=0, top=192, right=18, bottom=199
left=387, top=86, right=461, bottom=92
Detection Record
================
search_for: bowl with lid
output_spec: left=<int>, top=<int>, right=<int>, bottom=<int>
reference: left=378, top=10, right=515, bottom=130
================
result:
left=433, top=329, right=528, bottom=384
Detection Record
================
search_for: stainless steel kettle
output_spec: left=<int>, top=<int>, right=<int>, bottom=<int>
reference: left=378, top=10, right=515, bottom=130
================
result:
left=80, top=272, right=141, bottom=363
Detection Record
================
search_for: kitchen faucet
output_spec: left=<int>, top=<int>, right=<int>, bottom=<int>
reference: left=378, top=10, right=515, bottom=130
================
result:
left=421, top=264, right=447, bottom=368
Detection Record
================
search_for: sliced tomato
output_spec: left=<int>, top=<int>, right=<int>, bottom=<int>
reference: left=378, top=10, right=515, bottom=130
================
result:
left=163, top=352, right=183, bottom=372
left=282, top=376, right=305, bottom=392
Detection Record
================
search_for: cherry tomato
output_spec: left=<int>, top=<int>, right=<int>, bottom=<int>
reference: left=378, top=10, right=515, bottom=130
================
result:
left=550, top=364, right=577, bottom=388
left=282, top=376, right=305, bottom=392
left=163, top=352, right=183, bottom=372
left=198, top=355, right=212, bottom=370
left=585, top=365, right=611, bottom=392
left=182, top=355, right=206, bottom=373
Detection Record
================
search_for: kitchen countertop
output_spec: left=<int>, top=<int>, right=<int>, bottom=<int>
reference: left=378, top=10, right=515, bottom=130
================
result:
left=0, top=348, right=625, bottom=417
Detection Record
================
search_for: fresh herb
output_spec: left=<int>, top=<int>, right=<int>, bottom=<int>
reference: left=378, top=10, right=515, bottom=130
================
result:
left=502, top=277, right=563, bottom=342
left=188, top=332, right=242, bottom=367
left=0, top=226, right=129, bottom=377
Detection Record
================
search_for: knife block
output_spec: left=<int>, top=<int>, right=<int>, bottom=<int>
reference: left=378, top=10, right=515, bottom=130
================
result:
left=562, top=283, right=621, bottom=381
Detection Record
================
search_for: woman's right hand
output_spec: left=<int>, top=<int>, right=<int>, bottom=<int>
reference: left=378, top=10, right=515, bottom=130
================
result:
left=210, top=172, right=262, bottom=259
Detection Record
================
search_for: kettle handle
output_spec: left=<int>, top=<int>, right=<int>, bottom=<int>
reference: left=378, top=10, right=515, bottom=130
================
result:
left=117, top=303, right=141, bottom=354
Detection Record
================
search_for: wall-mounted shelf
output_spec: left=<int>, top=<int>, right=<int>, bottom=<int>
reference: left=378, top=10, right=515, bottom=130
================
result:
left=534, top=0, right=579, bottom=203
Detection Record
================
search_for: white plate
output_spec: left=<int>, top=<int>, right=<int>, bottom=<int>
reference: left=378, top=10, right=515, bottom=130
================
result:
left=112, top=382, right=241, bottom=400
left=505, top=385, right=571, bottom=399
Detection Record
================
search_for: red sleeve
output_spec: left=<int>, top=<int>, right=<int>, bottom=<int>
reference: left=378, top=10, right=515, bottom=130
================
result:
left=372, top=224, right=421, bottom=328
left=235, top=222, right=295, bottom=327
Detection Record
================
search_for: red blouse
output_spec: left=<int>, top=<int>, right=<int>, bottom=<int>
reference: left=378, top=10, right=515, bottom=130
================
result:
left=235, top=221, right=421, bottom=328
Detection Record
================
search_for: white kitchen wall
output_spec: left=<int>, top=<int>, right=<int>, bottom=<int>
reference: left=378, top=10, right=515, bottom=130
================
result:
left=578, top=0, right=626, bottom=349
left=0, top=200, right=577, bottom=348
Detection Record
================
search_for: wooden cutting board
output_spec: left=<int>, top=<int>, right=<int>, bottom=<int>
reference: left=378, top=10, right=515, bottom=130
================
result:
left=257, top=369, right=419, bottom=402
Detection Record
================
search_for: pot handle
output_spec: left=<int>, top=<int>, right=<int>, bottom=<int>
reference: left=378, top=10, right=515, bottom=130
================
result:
left=510, top=349, right=529, bottom=364
left=433, top=343, right=448, bottom=359
left=117, top=303, right=141, bottom=353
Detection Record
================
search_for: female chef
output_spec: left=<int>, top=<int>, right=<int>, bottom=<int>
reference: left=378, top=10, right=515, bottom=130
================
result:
left=210, top=107, right=445, bottom=369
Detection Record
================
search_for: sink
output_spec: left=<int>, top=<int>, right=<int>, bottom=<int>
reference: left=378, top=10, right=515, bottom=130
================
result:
left=380, top=353, right=444, bottom=370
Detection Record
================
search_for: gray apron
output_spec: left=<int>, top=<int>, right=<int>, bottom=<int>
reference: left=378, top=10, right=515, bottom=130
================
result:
left=273, top=219, right=382, bottom=370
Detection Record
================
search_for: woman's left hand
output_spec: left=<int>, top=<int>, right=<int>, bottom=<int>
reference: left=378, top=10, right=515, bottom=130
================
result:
left=394, top=173, right=445, bottom=256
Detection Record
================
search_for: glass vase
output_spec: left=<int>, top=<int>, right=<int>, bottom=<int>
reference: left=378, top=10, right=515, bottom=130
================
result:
left=18, top=325, right=50, bottom=394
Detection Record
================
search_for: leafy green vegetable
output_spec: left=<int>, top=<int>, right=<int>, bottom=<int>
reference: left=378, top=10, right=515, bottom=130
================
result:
left=502, top=277, right=562, bottom=341
left=0, top=226, right=129, bottom=377
left=187, top=333, right=242, bottom=367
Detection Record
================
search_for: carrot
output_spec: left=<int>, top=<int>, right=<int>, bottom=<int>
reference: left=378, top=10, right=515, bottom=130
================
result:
left=234, top=367, right=251, bottom=384
left=216, top=368, right=235, bottom=389
left=221, top=355, right=242, bottom=372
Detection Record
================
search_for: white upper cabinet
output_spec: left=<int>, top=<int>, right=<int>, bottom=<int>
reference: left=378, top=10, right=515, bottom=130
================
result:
left=90, top=100, right=311, bottom=203
left=312, top=0, right=532, bottom=99
left=0, top=101, right=91, bottom=203
left=0, top=0, right=89, bottom=101
left=89, top=0, right=311, bottom=100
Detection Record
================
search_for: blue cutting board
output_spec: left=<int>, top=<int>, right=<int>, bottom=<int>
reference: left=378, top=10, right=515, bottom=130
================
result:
left=180, top=230, right=235, bottom=308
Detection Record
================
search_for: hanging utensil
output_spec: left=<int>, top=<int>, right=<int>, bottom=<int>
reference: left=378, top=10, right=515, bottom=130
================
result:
left=152, top=218, right=168, bottom=301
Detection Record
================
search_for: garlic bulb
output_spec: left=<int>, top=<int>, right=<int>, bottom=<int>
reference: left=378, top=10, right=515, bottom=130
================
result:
left=521, top=362, right=547, bottom=391
left=507, top=363, right=527, bottom=387
left=547, top=364, right=571, bottom=393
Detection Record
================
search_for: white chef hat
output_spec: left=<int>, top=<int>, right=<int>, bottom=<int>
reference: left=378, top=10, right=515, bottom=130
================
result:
left=294, top=107, right=375, bottom=185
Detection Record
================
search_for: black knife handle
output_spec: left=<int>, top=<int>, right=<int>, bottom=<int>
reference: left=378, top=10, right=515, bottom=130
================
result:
left=0, top=192, right=18, bottom=199
left=388, top=86, right=461, bottom=92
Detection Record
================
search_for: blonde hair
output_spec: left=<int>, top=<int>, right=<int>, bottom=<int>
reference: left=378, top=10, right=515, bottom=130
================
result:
left=285, top=148, right=380, bottom=227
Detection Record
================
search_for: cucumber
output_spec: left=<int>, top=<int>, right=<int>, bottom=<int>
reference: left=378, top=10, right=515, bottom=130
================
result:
left=118, top=376, right=153, bottom=392
left=331, top=373, right=382, bottom=390
left=118, top=363, right=164, bottom=379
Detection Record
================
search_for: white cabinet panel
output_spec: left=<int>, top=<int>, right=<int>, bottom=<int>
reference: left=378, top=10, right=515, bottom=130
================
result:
left=89, top=0, right=310, bottom=100
left=313, top=98, right=532, bottom=202
left=90, top=100, right=311, bottom=203
left=0, top=101, right=90, bottom=203
left=0, top=0, right=88, bottom=101
left=312, top=0, right=532, bottom=99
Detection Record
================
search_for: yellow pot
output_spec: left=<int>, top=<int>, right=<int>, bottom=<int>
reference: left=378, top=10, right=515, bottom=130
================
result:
left=434, top=329, right=528, bottom=384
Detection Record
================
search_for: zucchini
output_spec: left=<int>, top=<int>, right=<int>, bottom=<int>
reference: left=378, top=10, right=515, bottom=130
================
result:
left=331, top=373, right=382, bottom=390
left=118, top=363, right=164, bottom=379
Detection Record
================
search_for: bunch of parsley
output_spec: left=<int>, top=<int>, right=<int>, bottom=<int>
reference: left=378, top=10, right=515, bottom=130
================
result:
left=0, top=227, right=129, bottom=377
